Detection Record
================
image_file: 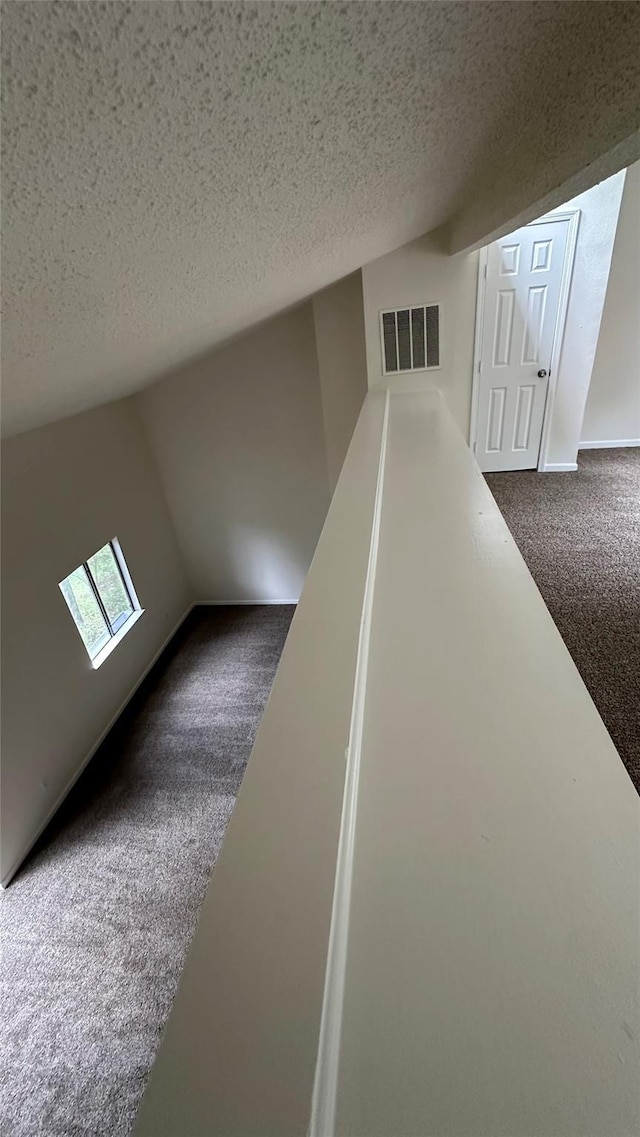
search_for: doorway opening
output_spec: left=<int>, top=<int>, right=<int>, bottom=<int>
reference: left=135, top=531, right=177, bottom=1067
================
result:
left=471, top=213, right=579, bottom=472
left=470, top=168, right=628, bottom=474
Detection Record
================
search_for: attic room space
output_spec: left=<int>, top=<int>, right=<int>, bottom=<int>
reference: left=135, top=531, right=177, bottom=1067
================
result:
left=1, top=3, right=639, bottom=1136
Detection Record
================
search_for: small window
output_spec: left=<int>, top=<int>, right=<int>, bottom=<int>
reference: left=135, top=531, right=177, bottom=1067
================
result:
left=59, top=539, right=142, bottom=666
left=380, top=304, right=441, bottom=374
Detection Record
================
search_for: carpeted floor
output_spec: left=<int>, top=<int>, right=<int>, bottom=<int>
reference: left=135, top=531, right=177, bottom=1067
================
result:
left=0, top=604, right=294, bottom=1137
left=486, top=447, right=640, bottom=793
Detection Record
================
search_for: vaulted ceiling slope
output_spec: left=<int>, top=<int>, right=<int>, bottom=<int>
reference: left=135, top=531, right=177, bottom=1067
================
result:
left=2, top=1, right=639, bottom=437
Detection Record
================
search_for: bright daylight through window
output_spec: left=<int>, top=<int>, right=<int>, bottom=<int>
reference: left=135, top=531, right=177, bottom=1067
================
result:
left=59, top=540, right=141, bottom=664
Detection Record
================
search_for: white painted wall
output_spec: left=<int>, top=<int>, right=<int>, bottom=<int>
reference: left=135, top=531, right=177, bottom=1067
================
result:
left=543, top=170, right=626, bottom=469
left=135, top=392, right=387, bottom=1137
left=137, top=305, right=330, bottom=603
left=580, top=161, right=640, bottom=447
left=312, top=272, right=368, bottom=493
left=1, top=400, right=190, bottom=884
left=136, top=389, right=639, bottom=1137
left=361, top=172, right=626, bottom=470
left=336, top=391, right=638, bottom=1137
left=361, top=235, right=479, bottom=438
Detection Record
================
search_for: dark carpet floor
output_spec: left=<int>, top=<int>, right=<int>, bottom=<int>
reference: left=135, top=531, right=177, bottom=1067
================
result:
left=0, top=604, right=294, bottom=1137
left=486, top=447, right=640, bottom=793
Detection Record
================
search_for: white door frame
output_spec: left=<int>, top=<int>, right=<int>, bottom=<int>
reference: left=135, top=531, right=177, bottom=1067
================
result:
left=470, top=210, right=581, bottom=472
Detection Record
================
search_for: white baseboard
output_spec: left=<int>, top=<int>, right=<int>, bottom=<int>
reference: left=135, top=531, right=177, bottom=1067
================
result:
left=541, top=462, right=578, bottom=472
left=194, top=599, right=299, bottom=605
left=579, top=438, right=640, bottom=450
left=1, top=604, right=194, bottom=889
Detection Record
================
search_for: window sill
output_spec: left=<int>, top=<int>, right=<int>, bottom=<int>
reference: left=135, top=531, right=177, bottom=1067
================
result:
left=91, top=609, right=145, bottom=669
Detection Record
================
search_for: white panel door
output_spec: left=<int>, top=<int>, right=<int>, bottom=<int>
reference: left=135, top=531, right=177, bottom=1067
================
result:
left=475, top=218, right=570, bottom=471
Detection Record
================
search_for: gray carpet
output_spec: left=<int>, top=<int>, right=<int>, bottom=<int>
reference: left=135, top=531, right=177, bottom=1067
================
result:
left=0, top=604, right=294, bottom=1137
left=486, top=448, right=640, bottom=793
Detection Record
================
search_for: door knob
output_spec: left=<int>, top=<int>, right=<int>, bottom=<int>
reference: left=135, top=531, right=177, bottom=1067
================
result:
left=537, top=369, right=548, bottom=378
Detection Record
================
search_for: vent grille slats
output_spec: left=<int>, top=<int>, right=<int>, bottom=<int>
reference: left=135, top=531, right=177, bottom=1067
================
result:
left=397, top=309, right=411, bottom=370
left=382, top=311, right=397, bottom=373
left=381, top=304, right=440, bottom=374
left=411, top=308, right=426, bottom=369
left=425, top=305, right=440, bottom=368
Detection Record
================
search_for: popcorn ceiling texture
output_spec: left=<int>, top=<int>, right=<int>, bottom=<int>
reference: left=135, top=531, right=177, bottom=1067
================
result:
left=2, top=1, right=640, bottom=437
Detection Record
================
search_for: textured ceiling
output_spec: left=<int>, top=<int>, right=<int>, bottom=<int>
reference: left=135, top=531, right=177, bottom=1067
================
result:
left=2, top=1, right=640, bottom=437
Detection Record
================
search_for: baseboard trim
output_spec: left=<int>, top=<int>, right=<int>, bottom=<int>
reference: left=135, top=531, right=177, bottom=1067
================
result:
left=1, top=604, right=194, bottom=889
left=579, top=439, right=640, bottom=450
left=541, top=462, right=578, bottom=473
left=193, top=599, right=299, bottom=606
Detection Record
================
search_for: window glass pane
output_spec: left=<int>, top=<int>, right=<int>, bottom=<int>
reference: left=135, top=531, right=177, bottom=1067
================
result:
left=87, top=543, right=133, bottom=631
left=60, top=566, right=110, bottom=658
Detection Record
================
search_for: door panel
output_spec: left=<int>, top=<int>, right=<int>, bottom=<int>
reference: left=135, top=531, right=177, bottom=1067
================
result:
left=493, top=290, right=515, bottom=365
left=487, top=387, right=507, bottom=452
left=514, top=384, right=534, bottom=451
left=475, top=218, right=570, bottom=472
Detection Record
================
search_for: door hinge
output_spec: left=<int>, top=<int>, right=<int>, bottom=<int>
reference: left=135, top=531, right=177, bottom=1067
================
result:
left=478, top=360, right=482, bottom=373
left=483, top=263, right=487, bottom=279
left=472, top=441, right=477, bottom=453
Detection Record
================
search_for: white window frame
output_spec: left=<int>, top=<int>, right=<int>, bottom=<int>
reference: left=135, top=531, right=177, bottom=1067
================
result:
left=59, top=538, right=144, bottom=669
